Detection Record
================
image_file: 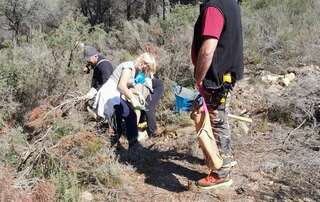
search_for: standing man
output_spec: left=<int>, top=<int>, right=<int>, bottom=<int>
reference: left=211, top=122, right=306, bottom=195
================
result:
left=83, top=46, right=114, bottom=100
left=191, top=0, right=243, bottom=189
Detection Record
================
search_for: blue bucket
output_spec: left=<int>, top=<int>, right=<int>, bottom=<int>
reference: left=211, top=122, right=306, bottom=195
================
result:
left=173, top=85, right=198, bottom=113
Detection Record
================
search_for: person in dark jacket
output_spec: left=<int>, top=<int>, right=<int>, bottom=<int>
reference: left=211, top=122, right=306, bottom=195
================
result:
left=83, top=46, right=114, bottom=100
left=191, top=0, right=244, bottom=189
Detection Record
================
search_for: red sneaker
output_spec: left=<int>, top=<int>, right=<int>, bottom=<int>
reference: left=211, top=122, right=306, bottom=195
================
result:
left=197, top=172, right=233, bottom=190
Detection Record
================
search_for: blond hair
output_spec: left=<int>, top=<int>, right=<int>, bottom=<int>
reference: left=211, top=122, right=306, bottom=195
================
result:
left=135, top=53, right=157, bottom=76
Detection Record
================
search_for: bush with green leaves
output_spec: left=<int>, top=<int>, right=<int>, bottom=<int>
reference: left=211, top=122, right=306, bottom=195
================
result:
left=0, top=15, right=110, bottom=121
left=242, top=0, right=320, bottom=71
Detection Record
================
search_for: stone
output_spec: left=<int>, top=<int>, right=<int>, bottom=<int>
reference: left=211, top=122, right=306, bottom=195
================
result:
left=80, top=191, right=94, bottom=202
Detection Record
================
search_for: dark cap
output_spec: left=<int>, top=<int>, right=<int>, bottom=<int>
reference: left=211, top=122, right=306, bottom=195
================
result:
left=84, top=46, right=99, bottom=61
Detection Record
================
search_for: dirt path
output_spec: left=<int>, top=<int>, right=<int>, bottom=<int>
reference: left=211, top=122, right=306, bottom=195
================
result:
left=111, top=125, right=263, bottom=201
left=112, top=120, right=319, bottom=202
left=111, top=67, right=320, bottom=201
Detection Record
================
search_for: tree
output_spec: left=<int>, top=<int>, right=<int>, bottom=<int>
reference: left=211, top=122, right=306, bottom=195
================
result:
left=126, top=0, right=144, bottom=21
left=79, top=0, right=112, bottom=28
left=144, top=0, right=158, bottom=22
left=0, top=0, right=43, bottom=46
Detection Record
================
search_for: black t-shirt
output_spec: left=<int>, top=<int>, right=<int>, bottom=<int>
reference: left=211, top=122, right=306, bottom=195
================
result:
left=91, top=55, right=114, bottom=90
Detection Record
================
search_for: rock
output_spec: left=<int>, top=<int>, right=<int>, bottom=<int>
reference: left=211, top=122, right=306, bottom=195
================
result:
left=261, top=72, right=295, bottom=87
left=280, top=73, right=296, bottom=86
left=239, top=122, right=250, bottom=135
left=260, top=161, right=283, bottom=174
left=261, top=74, right=283, bottom=83
left=80, top=191, right=94, bottom=202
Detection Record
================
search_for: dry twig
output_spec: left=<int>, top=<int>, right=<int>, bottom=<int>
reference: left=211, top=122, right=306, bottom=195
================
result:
left=43, top=97, right=83, bottom=120
left=33, top=126, right=53, bottom=145
left=282, top=119, right=307, bottom=147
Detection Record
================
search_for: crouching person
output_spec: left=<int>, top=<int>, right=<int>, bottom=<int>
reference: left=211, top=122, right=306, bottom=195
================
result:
left=93, top=53, right=156, bottom=149
left=82, top=46, right=114, bottom=119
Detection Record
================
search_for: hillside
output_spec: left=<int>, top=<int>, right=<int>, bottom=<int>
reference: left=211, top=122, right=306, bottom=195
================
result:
left=0, top=0, right=319, bottom=201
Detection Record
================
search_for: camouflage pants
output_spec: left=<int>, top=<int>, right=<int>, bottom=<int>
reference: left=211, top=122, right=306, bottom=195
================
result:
left=202, top=87, right=232, bottom=177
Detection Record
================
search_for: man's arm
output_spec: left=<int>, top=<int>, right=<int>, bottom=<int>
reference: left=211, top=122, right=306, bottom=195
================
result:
left=195, top=37, right=218, bottom=86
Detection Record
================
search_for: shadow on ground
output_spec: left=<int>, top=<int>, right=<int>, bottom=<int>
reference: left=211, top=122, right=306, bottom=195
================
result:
left=115, top=143, right=207, bottom=193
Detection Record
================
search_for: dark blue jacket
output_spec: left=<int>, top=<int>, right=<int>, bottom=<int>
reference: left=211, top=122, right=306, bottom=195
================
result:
left=91, top=55, right=114, bottom=90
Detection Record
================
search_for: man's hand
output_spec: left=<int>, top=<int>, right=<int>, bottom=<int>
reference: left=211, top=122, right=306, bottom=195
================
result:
left=195, top=80, right=203, bottom=90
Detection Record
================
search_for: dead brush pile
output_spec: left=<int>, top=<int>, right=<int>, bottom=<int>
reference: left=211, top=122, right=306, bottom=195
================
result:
left=265, top=65, right=320, bottom=128
left=0, top=95, right=123, bottom=200
left=24, top=95, right=85, bottom=141
left=0, top=167, right=56, bottom=202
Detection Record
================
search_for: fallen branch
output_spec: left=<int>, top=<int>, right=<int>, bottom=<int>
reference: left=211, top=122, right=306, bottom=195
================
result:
left=17, top=149, right=36, bottom=172
left=228, top=114, right=253, bottom=123
left=43, top=97, right=84, bottom=120
left=33, top=126, right=53, bottom=145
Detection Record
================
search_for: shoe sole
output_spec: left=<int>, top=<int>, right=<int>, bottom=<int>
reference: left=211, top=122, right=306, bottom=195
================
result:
left=197, top=179, right=233, bottom=190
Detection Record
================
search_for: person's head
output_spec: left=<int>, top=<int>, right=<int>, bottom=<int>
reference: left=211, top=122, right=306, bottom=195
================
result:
left=83, top=46, right=99, bottom=73
left=134, top=53, right=156, bottom=77
left=84, top=46, right=99, bottom=64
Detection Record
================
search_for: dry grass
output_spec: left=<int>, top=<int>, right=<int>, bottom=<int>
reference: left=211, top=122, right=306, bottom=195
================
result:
left=31, top=181, right=56, bottom=202
left=0, top=168, right=27, bottom=201
left=0, top=167, right=56, bottom=202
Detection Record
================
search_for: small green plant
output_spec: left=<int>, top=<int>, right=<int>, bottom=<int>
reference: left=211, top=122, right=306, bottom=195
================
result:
left=85, top=138, right=103, bottom=155
left=4, top=145, right=20, bottom=167
left=51, top=168, right=81, bottom=202
left=1, top=127, right=28, bottom=166
left=31, top=154, right=62, bottom=178
left=52, top=118, right=79, bottom=142
left=95, top=162, right=122, bottom=189
left=160, top=4, right=198, bottom=32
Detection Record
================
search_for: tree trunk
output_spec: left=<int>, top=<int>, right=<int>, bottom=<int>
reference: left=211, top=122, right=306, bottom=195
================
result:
left=163, top=0, right=166, bottom=20
left=126, top=0, right=131, bottom=20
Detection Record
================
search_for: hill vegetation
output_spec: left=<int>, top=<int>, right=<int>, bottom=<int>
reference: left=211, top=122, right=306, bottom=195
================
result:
left=0, top=0, right=319, bottom=201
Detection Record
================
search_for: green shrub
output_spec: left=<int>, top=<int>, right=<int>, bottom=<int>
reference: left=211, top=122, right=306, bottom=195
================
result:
left=0, top=126, right=28, bottom=167
left=242, top=0, right=320, bottom=71
left=95, top=162, right=122, bottom=189
left=52, top=118, right=80, bottom=143
left=51, top=168, right=81, bottom=202
left=85, top=138, right=103, bottom=155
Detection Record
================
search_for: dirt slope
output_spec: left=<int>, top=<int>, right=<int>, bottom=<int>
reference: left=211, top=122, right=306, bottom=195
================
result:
left=109, top=65, right=320, bottom=202
left=1, top=66, right=318, bottom=202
